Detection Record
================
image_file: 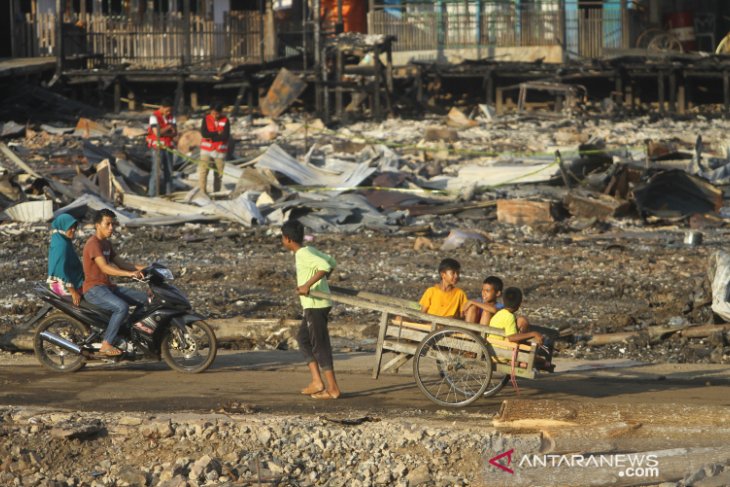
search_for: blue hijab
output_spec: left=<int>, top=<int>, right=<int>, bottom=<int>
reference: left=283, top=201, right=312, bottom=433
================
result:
left=48, top=214, right=84, bottom=290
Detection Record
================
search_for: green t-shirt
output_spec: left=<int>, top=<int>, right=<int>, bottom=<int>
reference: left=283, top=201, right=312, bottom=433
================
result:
left=295, top=246, right=336, bottom=309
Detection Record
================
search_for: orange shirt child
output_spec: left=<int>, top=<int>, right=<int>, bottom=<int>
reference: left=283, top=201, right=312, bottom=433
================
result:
left=419, top=258, right=468, bottom=318
left=419, top=285, right=468, bottom=318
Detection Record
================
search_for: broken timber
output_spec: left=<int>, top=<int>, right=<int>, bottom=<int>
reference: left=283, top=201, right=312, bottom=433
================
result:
left=585, top=322, right=724, bottom=346
left=0, top=143, right=42, bottom=179
left=565, top=191, right=630, bottom=219
left=496, top=199, right=557, bottom=226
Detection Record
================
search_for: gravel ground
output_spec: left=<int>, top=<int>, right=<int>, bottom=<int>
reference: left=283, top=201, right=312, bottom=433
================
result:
left=0, top=218, right=727, bottom=365
left=2, top=406, right=729, bottom=487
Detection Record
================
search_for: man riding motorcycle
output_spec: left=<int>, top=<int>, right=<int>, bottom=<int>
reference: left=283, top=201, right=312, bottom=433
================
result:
left=82, top=209, right=147, bottom=357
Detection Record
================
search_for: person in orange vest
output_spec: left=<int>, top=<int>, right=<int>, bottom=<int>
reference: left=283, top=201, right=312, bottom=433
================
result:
left=146, top=98, right=178, bottom=196
left=198, top=101, right=230, bottom=194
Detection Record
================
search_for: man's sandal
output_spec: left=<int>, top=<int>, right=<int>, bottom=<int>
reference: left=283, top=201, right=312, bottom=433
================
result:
left=98, top=346, right=123, bottom=357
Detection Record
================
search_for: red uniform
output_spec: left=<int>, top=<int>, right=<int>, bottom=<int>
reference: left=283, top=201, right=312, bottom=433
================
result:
left=200, top=114, right=229, bottom=158
left=146, top=109, right=176, bottom=149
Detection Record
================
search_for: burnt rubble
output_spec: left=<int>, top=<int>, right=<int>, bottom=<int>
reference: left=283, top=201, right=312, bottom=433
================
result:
left=2, top=88, right=730, bottom=363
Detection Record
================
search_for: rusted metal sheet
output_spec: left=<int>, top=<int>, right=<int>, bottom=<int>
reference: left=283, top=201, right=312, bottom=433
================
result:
left=633, top=170, right=723, bottom=219
left=260, top=68, right=307, bottom=118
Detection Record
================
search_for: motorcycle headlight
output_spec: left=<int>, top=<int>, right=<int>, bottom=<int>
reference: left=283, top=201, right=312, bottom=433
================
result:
left=157, top=268, right=174, bottom=280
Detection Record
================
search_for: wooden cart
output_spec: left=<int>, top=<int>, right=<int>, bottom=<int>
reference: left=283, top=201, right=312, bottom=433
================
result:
left=310, top=286, right=544, bottom=407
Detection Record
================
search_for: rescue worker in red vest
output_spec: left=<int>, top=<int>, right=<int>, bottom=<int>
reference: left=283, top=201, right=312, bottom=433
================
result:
left=198, top=101, right=231, bottom=194
left=146, top=98, right=177, bottom=196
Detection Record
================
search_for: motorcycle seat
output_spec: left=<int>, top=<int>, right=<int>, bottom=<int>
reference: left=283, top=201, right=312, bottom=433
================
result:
left=79, top=299, right=113, bottom=316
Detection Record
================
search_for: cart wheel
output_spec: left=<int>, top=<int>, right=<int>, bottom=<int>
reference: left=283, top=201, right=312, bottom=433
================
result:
left=647, top=32, right=683, bottom=52
left=483, top=370, right=510, bottom=398
left=413, top=328, right=493, bottom=407
left=636, top=27, right=664, bottom=48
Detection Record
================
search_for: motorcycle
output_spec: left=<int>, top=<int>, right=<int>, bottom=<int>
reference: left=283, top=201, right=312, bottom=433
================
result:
left=31, top=263, right=217, bottom=373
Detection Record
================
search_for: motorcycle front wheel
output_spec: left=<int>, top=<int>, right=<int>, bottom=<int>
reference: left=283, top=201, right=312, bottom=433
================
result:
left=33, top=312, right=88, bottom=373
left=161, top=320, right=217, bottom=373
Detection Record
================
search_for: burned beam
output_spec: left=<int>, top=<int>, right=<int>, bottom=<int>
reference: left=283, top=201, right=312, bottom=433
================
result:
left=725, top=70, right=730, bottom=118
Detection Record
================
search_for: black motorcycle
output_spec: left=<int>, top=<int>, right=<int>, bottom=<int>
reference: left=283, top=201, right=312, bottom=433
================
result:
left=31, top=263, right=217, bottom=373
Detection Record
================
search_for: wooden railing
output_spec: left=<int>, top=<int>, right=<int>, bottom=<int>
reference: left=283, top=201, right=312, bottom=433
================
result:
left=369, top=2, right=627, bottom=59
left=15, top=11, right=270, bottom=69
left=566, top=5, right=624, bottom=58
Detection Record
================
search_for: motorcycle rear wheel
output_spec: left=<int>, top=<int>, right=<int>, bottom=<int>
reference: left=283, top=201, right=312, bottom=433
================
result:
left=33, top=312, right=88, bottom=373
left=161, top=320, right=217, bottom=373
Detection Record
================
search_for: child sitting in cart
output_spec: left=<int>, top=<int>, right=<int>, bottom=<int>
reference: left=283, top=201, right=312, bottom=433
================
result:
left=489, top=287, right=544, bottom=344
left=419, top=258, right=468, bottom=318
left=465, top=275, right=532, bottom=333
left=464, top=275, right=504, bottom=326
left=490, top=287, right=555, bottom=371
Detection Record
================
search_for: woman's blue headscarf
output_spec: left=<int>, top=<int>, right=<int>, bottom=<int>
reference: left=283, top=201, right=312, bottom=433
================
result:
left=48, top=214, right=84, bottom=290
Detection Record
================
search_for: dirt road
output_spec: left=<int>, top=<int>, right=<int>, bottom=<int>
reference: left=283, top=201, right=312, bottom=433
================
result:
left=2, top=351, right=729, bottom=414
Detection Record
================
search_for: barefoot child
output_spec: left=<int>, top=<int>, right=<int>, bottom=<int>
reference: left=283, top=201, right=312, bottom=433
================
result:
left=281, top=220, right=341, bottom=400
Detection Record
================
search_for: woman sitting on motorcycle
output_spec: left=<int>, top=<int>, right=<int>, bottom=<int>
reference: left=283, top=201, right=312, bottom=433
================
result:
left=47, top=213, right=84, bottom=306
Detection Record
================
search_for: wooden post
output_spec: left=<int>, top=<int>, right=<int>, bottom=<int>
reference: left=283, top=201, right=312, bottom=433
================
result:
left=114, top=78, right=121, bottom=113
left=657, top=71, right=665, bottom=116
left=495, top=86, right=504, bottom=114
left=182, top=0, right=191, bottom=66
left=559, top=0, right=567, bottom=63
left=626, top=77, right=634, bottom=108
left=724, top=71, right=730, bottom=118
left=97, top=78, right=104, bottom=108
left=678, top=74, right=686, bottom=114
left=373, top=45, right=382, bottom=120
left=127, top=90, right=136, bottom=110
left=669, top=71, right=677, bottom=113
left=9, top=0, right=16, bottom=57
left=55, top=0, right=64, bottom=77
left=247, top=86, right=255, bottom=123
left=335, top=48, right=343, bottom=120
left=313, top=0, right=322, bottom=116
left=264, top=0, right=276, bottom=61
left=620, top=0, right=629, bottom=48
left=614, top=70, right=623, bottom=108
left=336, top=0, right=344, bottom=34
left=232, top=83, right=245, bottom=117
left=322, top=50, right=330, bottom=123
left=385, top=43, right=393, bottom=116
left=175, top=76, right=185, bottom=115
left=475, top=0, right=482, bottom=57
left=301, top=0, right=308, bottom=70
left=258, top=0, right=265, bottom=62
left=190, top=89, right=199, bottom=111
left=485, top=69, right=494, bottom=105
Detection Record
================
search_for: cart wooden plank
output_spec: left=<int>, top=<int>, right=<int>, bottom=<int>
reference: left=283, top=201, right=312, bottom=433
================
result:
left=309, top=287, right=542, bottom=397
left=372, top=311, right=389, bottom=379
left=382, top=339, right=418, bottom=356
left=495, top=363, right=535, bottom=379
left=381, top=353, right=412, bottom=374
left=309, top=289, right=506, bottom=337
left=329, top=286, right=420, bottom=310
